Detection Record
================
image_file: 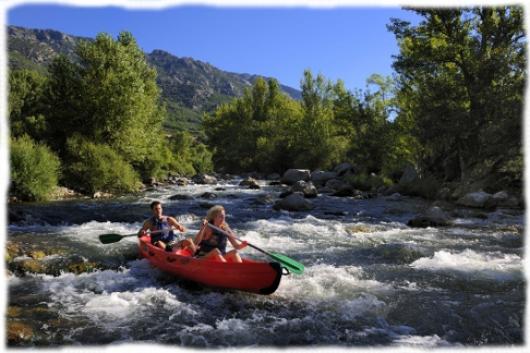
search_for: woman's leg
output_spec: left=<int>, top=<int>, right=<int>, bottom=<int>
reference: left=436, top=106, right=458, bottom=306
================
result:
left=178, top=238, right=197, bottom=254
left=202, top=248, right=226, bottom=262
left=225, top=250, right=242, bottom=263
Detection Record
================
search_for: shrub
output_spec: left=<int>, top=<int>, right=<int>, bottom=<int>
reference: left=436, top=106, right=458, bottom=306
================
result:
left=65, top=136, right=140, bottom=194
left=346, top=173, right=393, bottom=191
left=10, top=135, right=61, bottom=201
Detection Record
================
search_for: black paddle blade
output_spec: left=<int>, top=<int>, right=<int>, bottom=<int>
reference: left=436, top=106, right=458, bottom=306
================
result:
left=98, top=233, right=124, bottom=244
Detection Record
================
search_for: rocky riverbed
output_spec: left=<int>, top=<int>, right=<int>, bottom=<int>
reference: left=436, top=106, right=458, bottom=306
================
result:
left=6, top=176, right=525, bottom=347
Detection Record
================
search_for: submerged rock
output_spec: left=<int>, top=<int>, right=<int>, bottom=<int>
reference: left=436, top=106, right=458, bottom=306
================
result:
left=7, top=321, right=34, bottom=345
left=240, top=177, right=261, bottom=189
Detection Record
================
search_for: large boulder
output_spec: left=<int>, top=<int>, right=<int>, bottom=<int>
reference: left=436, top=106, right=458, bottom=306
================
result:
left=490, top=191, right=520, bottom=208
left=291, top=181, right=318, bottom=198
left=311, top=170, right=338, bottom=186
left=273, top=192, right=314, bottom=211
left=192, top=174, right=218, bottom=185
left=334, top=163, right=355, bottom=177
left=280, top=169, right=311, bottom=185
left=324, top=178, right=348, bottom=191
left=408, top=206, right=452, bottom=228
left=456, top=191, right=493, bottom=208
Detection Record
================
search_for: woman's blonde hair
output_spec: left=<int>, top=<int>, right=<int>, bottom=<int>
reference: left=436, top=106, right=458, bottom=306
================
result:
left=206, top=205, right=225, bottom=223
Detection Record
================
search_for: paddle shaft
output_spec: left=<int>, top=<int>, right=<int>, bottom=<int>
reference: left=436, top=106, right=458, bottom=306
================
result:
left=205, top=222, right=305, bottom=275
left=206, top=223, right=273, bottom=257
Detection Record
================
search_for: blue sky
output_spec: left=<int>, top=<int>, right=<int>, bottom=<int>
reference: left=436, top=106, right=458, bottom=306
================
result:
left=7, top=4, right=421, bottom=92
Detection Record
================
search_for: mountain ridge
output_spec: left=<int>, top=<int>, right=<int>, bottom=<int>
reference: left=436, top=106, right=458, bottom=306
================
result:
left=8, top=25, right=301, bottom=133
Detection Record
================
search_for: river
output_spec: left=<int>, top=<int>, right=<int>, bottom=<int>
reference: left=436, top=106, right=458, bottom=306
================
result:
left=6, top=178, right=525, bottom=348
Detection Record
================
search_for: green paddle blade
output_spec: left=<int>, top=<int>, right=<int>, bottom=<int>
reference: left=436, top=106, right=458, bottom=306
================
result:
left=99, top=233, right=125, bottom=244
left=269, top=252, right=305, bottom=275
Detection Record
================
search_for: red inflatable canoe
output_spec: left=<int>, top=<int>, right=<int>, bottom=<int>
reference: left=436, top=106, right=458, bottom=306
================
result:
left=138, top=236, right=283, bottom=294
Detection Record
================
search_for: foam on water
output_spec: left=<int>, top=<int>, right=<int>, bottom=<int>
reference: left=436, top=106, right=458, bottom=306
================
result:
left=277, top=263, right=393, bottom=301
left=410, top=249, right=523, bottom=281
left=36, top=259, right=198, bottom=327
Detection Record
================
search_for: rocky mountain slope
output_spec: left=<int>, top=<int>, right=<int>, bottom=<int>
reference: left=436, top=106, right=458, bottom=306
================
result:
left=8, top=25, right=301, bottom=134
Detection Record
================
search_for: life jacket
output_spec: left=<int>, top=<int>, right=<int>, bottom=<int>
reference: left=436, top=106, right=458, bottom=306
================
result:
left=150, top=216, right=175, bottom=244
left=197, top=223, right=228, bottom=255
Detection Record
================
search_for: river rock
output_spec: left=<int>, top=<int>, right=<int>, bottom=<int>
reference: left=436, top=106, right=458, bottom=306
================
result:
left=408, top=206, right=452, bottom=227
left=325, top=178, right=348, bottom=191
left=169, top=194, right=194, bottom=200
left=49, top=186, right=81, bottom=200
left=7, top=321, right=34, bottom=345
left=93, top=191, right=113, bottom=199
left=175, top=178, right=190, bottom=186
left=200, top=192, right=218, bottom=199
left=317, top=186, right=336, bottom=194
left=456, top=191, right=493, bottom=208
left=490, top=191, right=520, bottom=208
left=240, top=177, right=261, bottom=189
left=332, top=186, right=357, bottom=197
left=273, top=192, right=314, bottom=211
left=280, top=169, right=311, bottom=185
left=334, top=163, right=355, bottom=177
left=192, top=174, right=218, bottom=185
left=291, top=181, right=318, bottom=198
left=311, top=170, right=338, bottom=186
left=253, top=194, right=275, bottom=205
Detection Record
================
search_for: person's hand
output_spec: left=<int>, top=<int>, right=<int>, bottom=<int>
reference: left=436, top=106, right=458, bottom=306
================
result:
left=239, top=240, right=248, bottom=250
left=138, top=229, right=147, bottom=238
left=177, top=224, right=186, bottom=232
left=200, top=219, right=208, bottom=228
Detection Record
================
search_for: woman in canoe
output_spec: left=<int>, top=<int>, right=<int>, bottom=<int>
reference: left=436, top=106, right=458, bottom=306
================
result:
left=193, top=205, right=248, bottom=262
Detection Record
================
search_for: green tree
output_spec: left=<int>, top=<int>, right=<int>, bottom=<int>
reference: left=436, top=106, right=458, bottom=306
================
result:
left=205, top=77, right=302, bottom=173
left=10, top=135, right=61, bottom=201
left=65, top=135, right=140, bottom=194
left=46, top=32, right=166, bottom=176
left=294, top=70, right=344, bottom=170
left=389, top=7, right=525, bottom=187
left=8, top=69, right=48, bottom=140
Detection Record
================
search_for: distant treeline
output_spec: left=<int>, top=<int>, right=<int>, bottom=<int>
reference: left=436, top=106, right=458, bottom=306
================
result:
left=9, top=7, right=524, bottom=201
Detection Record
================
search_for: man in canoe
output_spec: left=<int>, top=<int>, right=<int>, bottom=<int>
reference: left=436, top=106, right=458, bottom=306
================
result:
left=193, top=205, right=248, bottom=262
left=138, top=201, right=195, bottom=253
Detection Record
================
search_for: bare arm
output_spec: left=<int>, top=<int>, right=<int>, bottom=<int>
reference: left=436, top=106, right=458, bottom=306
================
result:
left=168, top=217, right=186, bottom=232
left=138, top=219, right=151, bottom=236
left=224, top=224, right=247, bottom=250
left=193, top=219, right=209, bottom=246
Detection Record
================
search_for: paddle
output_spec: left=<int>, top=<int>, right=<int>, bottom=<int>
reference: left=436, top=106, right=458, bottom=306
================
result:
left=99, top=229, right=170, bottom=244
left=206, top=223, right=305, bottom=275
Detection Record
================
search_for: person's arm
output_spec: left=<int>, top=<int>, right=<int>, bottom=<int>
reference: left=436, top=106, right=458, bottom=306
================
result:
left=138, top=220, right=151, bottom=237
left=168, top=217, right=186, bottom=232
left=224, top=224, right=248, bottom=250
left=193, top=219, right=209, bottom=246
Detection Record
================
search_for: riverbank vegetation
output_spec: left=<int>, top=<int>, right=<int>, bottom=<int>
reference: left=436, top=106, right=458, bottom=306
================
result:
left=8, top=7, right=524, bottom=202
left=205, top=7, right=525, bottom=198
